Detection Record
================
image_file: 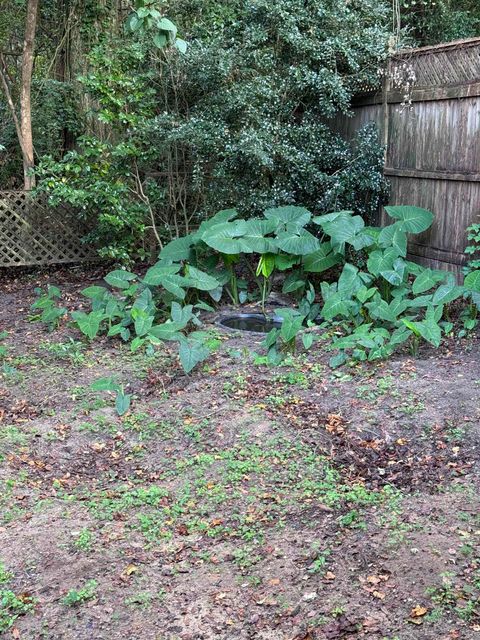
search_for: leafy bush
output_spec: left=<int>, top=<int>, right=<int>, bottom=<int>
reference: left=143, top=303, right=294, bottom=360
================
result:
left=143, top=0, right=392, bottom=224
left=36, top=0, right=391, bottom=261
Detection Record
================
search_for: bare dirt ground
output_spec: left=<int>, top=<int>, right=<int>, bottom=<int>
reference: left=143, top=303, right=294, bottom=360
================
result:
left=1, top=266, right=480, bottom=640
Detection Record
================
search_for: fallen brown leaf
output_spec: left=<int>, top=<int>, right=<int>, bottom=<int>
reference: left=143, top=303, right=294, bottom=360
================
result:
left=125, top=564, right=138, bottom=576
left=411, top=605, right=428, bottom=617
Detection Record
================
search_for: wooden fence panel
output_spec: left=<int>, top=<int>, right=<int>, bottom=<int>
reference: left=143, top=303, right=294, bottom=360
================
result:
left=387, top=97, right=480, bottom=174
left=335, top=37, right=480, bottom=274
left=384, top=176, right=480, bottom=272
left=0, top=191, right=98, bottom=267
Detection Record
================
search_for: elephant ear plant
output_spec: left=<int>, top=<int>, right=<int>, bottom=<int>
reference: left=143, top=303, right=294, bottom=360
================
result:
left=29, top=285, right=67, bottom=330
left=312, top=205, right=478, bottom=366
left=30, top=204, right=480, bottom=374
left=91, top=377, right=131, bottom=416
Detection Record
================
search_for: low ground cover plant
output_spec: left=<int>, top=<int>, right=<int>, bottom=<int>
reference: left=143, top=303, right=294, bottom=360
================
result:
left=31, top=205, right=480, bottom=373
left=465, top=220, right=480, bottom=272
left=0, top=562, right=34, bottom=632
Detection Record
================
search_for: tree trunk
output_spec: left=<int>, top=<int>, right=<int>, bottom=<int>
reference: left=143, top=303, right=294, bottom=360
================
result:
left=20, top=0, right=39, bottom=190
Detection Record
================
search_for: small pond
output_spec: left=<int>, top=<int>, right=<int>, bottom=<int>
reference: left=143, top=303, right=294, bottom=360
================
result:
left=218, top=313, right=283, bottom=334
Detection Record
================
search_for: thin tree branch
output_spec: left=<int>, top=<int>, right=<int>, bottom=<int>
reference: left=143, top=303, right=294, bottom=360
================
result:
left=133, top=160, right=163, bottom=250
left=0, top=53, right=26, bottom=157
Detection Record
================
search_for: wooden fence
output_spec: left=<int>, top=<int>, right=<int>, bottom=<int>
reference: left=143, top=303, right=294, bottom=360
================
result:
left=0, top=191, right=98, bottom=267
left=335, top=37, right=480, bottom=274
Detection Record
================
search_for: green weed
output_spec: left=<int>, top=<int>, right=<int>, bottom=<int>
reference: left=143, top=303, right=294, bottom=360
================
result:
left=62, top=579, right=98, bottom=606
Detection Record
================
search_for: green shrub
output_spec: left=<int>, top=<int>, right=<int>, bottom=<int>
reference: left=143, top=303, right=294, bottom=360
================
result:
left=36, top=0, right=391, bottom=261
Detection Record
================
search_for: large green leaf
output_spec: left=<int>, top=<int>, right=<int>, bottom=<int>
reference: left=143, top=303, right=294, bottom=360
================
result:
left=241, top=219, right=277, bottom=253
left=133, top=311, right=154, bottom=337
left=184, top=266, right=220, bottom=291
left=158, top=17, right=177, bottom=37
left=367, top=297, right=408, bottom=322
left=198, top=209, right=239, bottom=234
left=178, top=338, right=210, bottom=373
left=143, top=263, right=182, bottom=286
left=464, top=270, right=480, bottom=292
left=303, top=243, right=341, bottom=273
left=378, top=223, right=407, bottom=256
left=275, top=254, right=299, bottom=271
left=388, top=296, right=409, bottom=318
left=385, top=206, right=434, bottom=233
left=280, top=313, right=305, bottom=343
left=412, top=269, right=437, bottom=294
left=351, top=231, right=376, bottom=251
left=171, top=302, right=194, bottom=324
left=338, top=263, right=363, bottom=296
left=321, top=213, right=365, bottom=252
left=356, top=286, right=377, bottom=303
left=402, top=305, right=443, bottom=347
left=81, top=286, right=108, bottom=300
left=389, top=325, right=412, bottom=346
left=148, top=321, right=185, bottom=341
left=115, top=392, right=131, bottom=416
left=381, top=257, right=406, bottom=286
left=264, top=205, right=311, bottom=228
left=201, top=220, right=248, bottom=254
left=158, top=236, right=196, bottom=263
left=282, top=270, right=306, bottom=293
left=125, top=13, right=141, bottom=32
left=312, top=210, right=354, bottom=226
left=405, top=261, right=425, bottom=277
left=432, top=283, right=463, bottom=305
left=407, top=294, right=433, bottom=308
left=131, top=288, right=154, bottom=314
left=367, top=248, right=399, bottom=277
left=104, top=270, right=137, bottom=289
left=161, top=274, right=190, bottom=299
left=41, top=306, right=67, bottom=325
left=275, top=228, right=320, bottom=255
left=321, top=293, right=350, bottom=320
left=71, top=310, right=105, bottom=340
left=256, top=253, right=276, bottom=278
left=413, top=319, right=442, bottom=347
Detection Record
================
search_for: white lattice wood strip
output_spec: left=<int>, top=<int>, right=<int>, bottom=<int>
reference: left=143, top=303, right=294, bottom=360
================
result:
left=0, top=191, right=99, bottom=267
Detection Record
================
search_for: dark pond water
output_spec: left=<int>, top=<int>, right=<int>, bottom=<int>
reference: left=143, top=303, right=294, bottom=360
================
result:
left=218, top=313, right=283, bottom=333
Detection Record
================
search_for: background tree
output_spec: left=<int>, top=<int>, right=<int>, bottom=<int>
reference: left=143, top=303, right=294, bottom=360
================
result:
left=0, top=0, right=39, bottom=189
left=400, top=0, right=480, bottom=45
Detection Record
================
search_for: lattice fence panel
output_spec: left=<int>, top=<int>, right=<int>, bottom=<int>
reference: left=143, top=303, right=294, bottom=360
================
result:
left=0, top=191, right=99, bottom=267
